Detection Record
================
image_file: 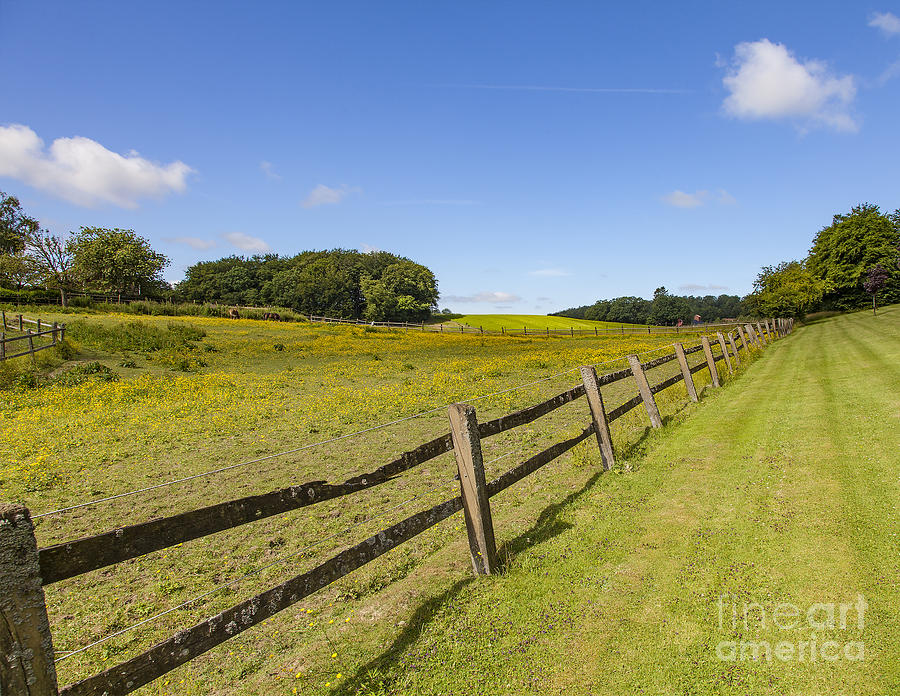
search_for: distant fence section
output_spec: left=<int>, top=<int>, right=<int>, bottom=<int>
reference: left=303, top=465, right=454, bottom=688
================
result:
left=0, top=311, right=66, bottom=362
left=307, top=314, right=748, bottom=337
left=0, top=318, right=794, bottom=695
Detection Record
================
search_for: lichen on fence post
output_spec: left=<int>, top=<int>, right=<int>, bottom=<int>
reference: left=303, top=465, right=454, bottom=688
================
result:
left=673, top=343, right=698, bottom=403
left=626, top=354, right=663, bottom=428
left=0, top=504, right=59, bottom=696
left=579, top=365, right=616, bottom=470
left=727, top=331, right=741, bottom=367
left=716, top=332, right=734, bottom=375
left=701, top=336, right=720, bottom=388
left=448, top=404, right=499, bottom=575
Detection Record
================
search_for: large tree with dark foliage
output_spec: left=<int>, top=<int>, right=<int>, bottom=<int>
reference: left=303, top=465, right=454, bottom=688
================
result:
left=554, top=292, right=745, bottom=324
left=177, top=248, right=439, bottom=321
left=807, top=203, right=900, bottom=310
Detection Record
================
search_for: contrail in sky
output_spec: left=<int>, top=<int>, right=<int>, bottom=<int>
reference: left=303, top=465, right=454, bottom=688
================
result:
left=442, top=84, right=691, bottom=94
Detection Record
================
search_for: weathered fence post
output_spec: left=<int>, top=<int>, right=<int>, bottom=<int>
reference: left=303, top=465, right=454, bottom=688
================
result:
left=716, top=332, right=733, bottom=375
left=1, top=310, right=5, bottom=330
left=755, top=322, right=767, bottom=344
left=737, top=325, right=749, bottom=353
left=60, top=324, right=66, bottom=342
left=701, top=335, right=720, bottom=388
left=52, top=322, right=59, bottom=345
left=1, top=333, right=5, bottom=361
left=36, top=318, right=41, bottom=334
left=0, top=504, right=60, bottom=695
left=727, top=331, right=741, bottom=367
left=579, top=366, right=616, bottom=470
left=744, top=324, right=758, bottom=348
left=18, top=314, right=23, bottom=331
left=627, top=354, right=663, bottom=428
left=27, top=330, right=36, bottom=364
left=673, top=343, right=698, bottom=402
left=448, top=404, right=499, bottom=575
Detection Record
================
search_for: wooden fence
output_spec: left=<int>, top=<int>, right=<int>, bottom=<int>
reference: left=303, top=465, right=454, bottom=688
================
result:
left=0, top=318, right=793, bottom=695
left=0, top=311, right=66, bottom=362
left=308, top=314, right=749, bottom=337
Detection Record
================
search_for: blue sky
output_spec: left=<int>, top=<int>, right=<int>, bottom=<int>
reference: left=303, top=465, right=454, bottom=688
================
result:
left=2, top=2, right=899, bottom=313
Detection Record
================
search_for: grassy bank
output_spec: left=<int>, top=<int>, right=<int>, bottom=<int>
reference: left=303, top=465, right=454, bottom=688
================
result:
left=337, top=305, right=899, bottom=695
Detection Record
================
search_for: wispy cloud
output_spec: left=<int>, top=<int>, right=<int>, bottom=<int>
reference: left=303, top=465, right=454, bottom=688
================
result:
left=260, top=161, right=281, bottom=181
left=869, top=11, right=900, bottom=36
left=166, top=236, right=216, bottom=251
left=442, top=291, right=522, bottom=303
left=222, top=231, right=271, bottom=253
left=445, top=84, right=691, bottom=95
left=679, top=283, right=729, bottom=292
left=0, top=124, right=193, bottom=208
left=662, top=189, right=736, bottom=208
left=721, top=39, right=857, bottom=132
left=302, top=184, right=358, bottom=208
left=663, top=190, right=708, bottom=208
left=359, top=243, right=381, bottom=253
left=529, top=268, right=571, bottom=277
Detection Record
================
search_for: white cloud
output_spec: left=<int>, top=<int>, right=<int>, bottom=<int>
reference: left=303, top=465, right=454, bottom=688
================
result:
left=869, top=12, right=900, bottom=36
left=260, top=161, right=281, bottom=181
left=0, top=124, right=193, bottom=208
left=167, top=236, right=216, bottom=250
left=442, top=291, right=522, bottom=303
left=663, top=190, right=708, bottom=208
left=679, top=283, right=729, bottom=292
left=222, top=231, right=271, bottom=253
left=721, top=39, right=857, bottom=132
left=529, top=268, right=570, bottom=277
left=662, top=189, right=736, bottom=208
left=877, top=58, right=900, bottom=85
left=302, top=184, right=356, bottom=208
left=359, top=243, right=381, bottom=253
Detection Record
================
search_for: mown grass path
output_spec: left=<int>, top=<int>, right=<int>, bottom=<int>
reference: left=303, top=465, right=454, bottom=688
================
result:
left=345, top=307, right=900, bottom=695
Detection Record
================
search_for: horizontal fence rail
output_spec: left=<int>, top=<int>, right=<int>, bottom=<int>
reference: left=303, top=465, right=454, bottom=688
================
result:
left=0, top=311, right=66, bottom=361
left=0, top=318, right=794, bottom=695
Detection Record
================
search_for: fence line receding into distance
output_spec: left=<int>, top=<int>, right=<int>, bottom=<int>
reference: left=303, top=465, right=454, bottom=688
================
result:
left=0, top=311, right=66, bottom=362
left=0, top=317, right=794, bottom=696
left=307, top=314, right=748, bottom=337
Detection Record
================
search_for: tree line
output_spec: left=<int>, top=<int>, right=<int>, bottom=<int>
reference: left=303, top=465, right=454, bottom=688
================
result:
left=0, top=190, right=439, bottom=321
left=177, top=251, right=438, bottom=321
left=747, top=203, right=900, bottom=317
left=553, top=291, right=744, bottom=325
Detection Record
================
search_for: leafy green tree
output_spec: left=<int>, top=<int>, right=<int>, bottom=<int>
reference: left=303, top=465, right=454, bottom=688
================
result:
left=0, top=191, right=37, bottom=255
left=745, top=260, right=826, bottom=318
left=807, top=203, right=900, bottom=309
left=606, top=296, right=652, bottom=324
left=26, top=229, right=76, bottom=306
left=362, top=260, right=438, bottom=321
left=583, top=300, right=611, bottom=322
left=70, top=227, right=169, bottom=299
left=648, top=287, right=692, bottom=325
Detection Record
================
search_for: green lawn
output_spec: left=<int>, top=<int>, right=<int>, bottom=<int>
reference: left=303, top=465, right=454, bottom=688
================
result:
left=338, top=305, right=900, bottom=695
left=446, top=314, right=647, bottom=331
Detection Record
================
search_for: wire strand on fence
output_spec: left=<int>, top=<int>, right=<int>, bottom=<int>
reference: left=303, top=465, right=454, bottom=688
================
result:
left=53, top=450, right=523, bottom=663
left=32, top=370, right=577, bottom=518
left=34, top=335, right=708, bottom=519
left=52, top=467, right=478, bottom=663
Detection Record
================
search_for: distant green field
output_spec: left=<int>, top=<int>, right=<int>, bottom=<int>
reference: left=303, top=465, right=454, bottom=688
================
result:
left=446, top=314, right=647, bottom=331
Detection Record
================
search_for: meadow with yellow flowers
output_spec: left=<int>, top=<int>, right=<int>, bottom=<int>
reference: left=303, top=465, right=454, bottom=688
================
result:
left=1, top=312, right=724, bottom=694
